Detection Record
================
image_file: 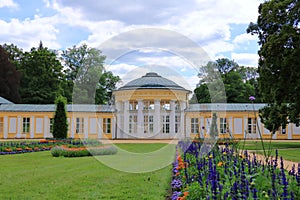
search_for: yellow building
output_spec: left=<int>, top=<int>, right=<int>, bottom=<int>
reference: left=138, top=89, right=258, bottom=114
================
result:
left=0, top=72, right=299, bottom=140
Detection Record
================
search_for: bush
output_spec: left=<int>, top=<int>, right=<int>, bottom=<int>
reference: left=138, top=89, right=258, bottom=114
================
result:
left=50, top=145, right=117, bottom=157
left=53, top=95, right=68, bottom=139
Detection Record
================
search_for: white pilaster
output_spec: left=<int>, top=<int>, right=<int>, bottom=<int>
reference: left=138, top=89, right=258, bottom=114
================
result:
left=84, top=117, right=88, bottom=138
left=200, top=117, right=204, bottom=138
left=229, top=117, right=233, bottom=136
left=44, top=116, right=48, bottom=138
left=98, top=118, right=103, bottom=139
left=30, top=116, right=34, bottom=138
left=4, top=116, right=8, bottom=139
left=180, top=101, right=186, bottom=139
left=154, top=99, right=161, bottom=137
left=115, top=101, right=122, bottom=139
left=71, top=118, right=75, bottom=138
left=112, top=117, right=116, bottom=139
left=170, top=100, right=175, bottom=137
left=137, top=99, right=144, bottom=137
left=288, top=123, right=292, bottom=139
left=17, top=116, right=21, bottom=137
left=123, top=100, right=129, bottom=138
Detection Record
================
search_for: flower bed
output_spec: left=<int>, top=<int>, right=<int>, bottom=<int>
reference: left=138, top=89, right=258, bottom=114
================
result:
left=171, top=141, right=300, bottom=200
left=51, top=145, right=118, bottom=157
left=0, top=139, right=102, bottom=155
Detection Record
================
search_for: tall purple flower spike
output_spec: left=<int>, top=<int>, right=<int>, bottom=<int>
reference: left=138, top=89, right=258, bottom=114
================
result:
left=249, top=96, right=256, bottom=101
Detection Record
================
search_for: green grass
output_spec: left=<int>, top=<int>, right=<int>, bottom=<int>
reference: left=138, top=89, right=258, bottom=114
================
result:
left=0, top=143, right=174, bottom=200
left=238, top=141, right=300, bottom=163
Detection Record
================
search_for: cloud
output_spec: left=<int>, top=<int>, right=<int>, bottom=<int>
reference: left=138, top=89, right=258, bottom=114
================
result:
left=0, top=15, right=60, bottom=50
left=233, top=33, right=257, bottom=45
left=231, top=53, right=258, bottom=67
left=0, top=0, right=18, bottom=8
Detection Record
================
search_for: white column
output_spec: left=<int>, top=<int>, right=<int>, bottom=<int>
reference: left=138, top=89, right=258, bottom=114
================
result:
left=70, top=118, right=75, bottom=138
left=154, top=99, right=161, bottom=137
left=243, top=116, right=247, bottom=139
left=98, top=118, right=103, bottom=139
left=30, top=116, right=34, bottom=138
left=229, top=117, right=233, bottom=137
left=137, top=99, right=144, bottom=137
left=288, top=123, right=292, bottom=139
left=44, top=116, right=48, bottom=138
left=186, top=115, right=191, bottom=139
left=180, top=101, right=186, bottom=139
left=200, top=117, right=204, bottom=138
left=17, top=116, right=21, bottom=137
left=170, top=100, right=175, bottom=137
left=123, top=100, right=129, bottom=138
left=115, top=101, right=122, bottom=139
left=112, top=117, right=116, bottom=139
left=4, top=116, right=8, bottom=139
left=84, top=117, right=88, bottom=139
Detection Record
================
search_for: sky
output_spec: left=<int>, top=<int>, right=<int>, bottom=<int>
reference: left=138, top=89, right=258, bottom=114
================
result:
left=0, top=0, right=264, bottom=91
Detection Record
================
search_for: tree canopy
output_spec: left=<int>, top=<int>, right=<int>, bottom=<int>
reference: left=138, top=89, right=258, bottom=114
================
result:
left=191, top=58, right=260, bottom=103
left=247, top=0, right=300, bottom=132
left=0, top=45, right=21, bottom=103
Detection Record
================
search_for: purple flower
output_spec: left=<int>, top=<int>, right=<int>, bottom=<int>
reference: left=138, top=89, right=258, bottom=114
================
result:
left=249, top=96, right=255, bottom=101
left=171, top=179, right=182, bottom=189
left=171, top=191, right=182, bottom=200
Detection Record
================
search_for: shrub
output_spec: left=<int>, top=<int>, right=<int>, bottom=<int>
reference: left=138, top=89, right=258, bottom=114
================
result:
left=51, top=145, right=117, bottom=157
left=53, top=95, right=68, bottom=139
left=51, top=146, right=65, bottom=157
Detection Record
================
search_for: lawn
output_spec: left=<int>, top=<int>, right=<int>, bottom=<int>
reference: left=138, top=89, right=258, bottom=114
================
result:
left=239, top=140, right=300, bottom=162
left=0, top=143, right=174, bottom=200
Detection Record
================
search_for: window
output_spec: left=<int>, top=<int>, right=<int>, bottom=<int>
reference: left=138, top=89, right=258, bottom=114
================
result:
left=22, top=117, right=30, bottom=133
left=280, top=127, right=286, bottom=134
left=76, top=118, right=84, bottom=134
left=50, top=118, right=54, bottom=134
left=220, top=118, right=227, bottom=133
left=129, top=101, right=138, bottom=110
left=191, top=118, right=199, bottom=134
left=143, top=101, right=154, bottom=110
left=129, top=115, right=137, bottom=134
left=103, top=118, right=111, bottom=134
left=143, top=115, right=154, bottom=134
left=175, top=101, right=180, bottom=111
left=0, top=117, right=3, bottom=134
left=161, top=101, right=170, bottom=110
left=248, top=118, right=257, bottom=134
left=162, top=116, right=170, bottom=133
left=175, top=115, right=180, bottom=133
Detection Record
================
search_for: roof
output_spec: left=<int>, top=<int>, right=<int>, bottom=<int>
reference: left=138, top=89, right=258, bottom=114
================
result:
left=117, top=72, right=190, bottom=92
left=186, top=103, right=267, bottom=112
left=0, top=97, right=14, bottom=104
left=0, top=104, right=114, bottom=113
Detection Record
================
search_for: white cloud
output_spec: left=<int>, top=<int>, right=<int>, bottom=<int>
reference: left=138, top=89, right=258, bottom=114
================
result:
left=231, top=53, right=258, bottom=67
left=233, top=33, right=257, bottom=45
left=0, top=0, right=18, bottom=8
left=0, top=15, right=60, bottom=50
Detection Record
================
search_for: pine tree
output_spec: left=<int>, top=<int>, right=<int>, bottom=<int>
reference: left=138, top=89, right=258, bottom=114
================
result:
left=53, top=96, right=68, bottom=139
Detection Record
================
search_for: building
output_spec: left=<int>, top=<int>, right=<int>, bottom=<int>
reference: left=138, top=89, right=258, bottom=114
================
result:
left=0, top=72, right=300, bottom=140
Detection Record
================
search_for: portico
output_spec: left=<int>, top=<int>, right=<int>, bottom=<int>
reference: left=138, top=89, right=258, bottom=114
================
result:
left=113, top=72, right=190, bottom=139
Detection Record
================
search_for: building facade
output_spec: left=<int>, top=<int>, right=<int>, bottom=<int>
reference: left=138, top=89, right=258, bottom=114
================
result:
left=0, top=72, right=300, bottom=140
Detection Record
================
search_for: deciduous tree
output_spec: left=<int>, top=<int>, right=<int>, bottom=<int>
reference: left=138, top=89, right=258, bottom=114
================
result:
left=247, top=0, right=300, bottom=131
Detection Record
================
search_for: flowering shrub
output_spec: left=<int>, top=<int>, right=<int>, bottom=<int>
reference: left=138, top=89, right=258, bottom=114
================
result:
left=171, top=140, right=300, bottom=200
left=51, top=145, right=117, bottom=157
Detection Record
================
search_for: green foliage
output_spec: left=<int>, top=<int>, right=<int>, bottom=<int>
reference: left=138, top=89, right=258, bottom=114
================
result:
left=209, top=113, right=218, bottom=138
left=50, top=145, right=117, bottom=157
left=0, top=45, right=21, bottom=103
left=247, top=0, right=300, bottom=131
left=53, top=95, right=68, bottom=139
left=192, top=58, right=259, bottom=103
left=19, top=42, right=65, bottom=103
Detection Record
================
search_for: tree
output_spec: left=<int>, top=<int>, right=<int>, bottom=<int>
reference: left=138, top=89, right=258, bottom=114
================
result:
left=19, top=42, right=64, bottom=104
left=209, top=113, right=218, bottom=139
left=61, top=44, right=106, bottom=103
left=95, top=71, right=121, bottom=104
left=0, top=45, right=21, bottom=103
left=53, top=95, right=68, bottom=139
left=247, top=0, right=300, bottom=131
left=192, top=59, right=257, bottom=103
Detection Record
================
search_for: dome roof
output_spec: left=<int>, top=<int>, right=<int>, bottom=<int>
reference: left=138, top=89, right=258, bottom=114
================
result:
left=117, top=72, right=189, bottom=91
